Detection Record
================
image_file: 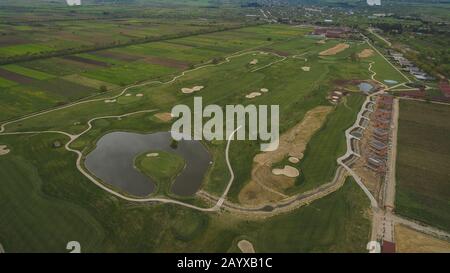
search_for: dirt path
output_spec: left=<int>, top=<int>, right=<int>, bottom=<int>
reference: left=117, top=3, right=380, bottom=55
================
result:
left=368, top=28, right=392, bottom=47
left=383, top=98, right=399, bottom=211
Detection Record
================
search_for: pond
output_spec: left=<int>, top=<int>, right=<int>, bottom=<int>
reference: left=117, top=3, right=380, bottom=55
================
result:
left=84, top=131, right=212, bottom=197
left=358, top=82, right=374, bottom=94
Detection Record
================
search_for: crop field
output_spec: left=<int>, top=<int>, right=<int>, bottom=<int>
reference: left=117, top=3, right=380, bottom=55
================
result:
left=396, top=100, right=450, bottom=232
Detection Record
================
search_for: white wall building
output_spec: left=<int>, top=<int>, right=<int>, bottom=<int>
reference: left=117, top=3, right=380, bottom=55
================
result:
left=367, top=0, right=381, bottom=6
left=66, top=0, right=82, bottom=6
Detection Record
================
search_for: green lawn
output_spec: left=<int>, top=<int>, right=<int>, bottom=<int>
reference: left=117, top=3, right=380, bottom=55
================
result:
left=135, top=150, right=186, bottom=195
left=0, top=130, right=370, bottom=252
left=396, top=100, right=450, bottom=232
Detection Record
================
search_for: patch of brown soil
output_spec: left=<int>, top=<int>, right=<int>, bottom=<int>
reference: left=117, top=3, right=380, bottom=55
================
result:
left=0, top=68, right=35, bottom=84
left=319, top=43, right=349, bottom=56
left=238, top=180, right=285, bottom=207
left=395, top=225, right=450, bottom=253
left=239, top=106, right=333, bottom=206
left=93, top=50, right=142, bottom=62
left=358, top=49, right=374, bottom=58
left=154, top=112, right=173, bottom=122
left=145, top=56, right=190, bottom=69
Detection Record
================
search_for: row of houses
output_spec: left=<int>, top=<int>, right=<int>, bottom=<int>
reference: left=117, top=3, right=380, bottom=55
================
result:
left=365, top=95, right=393, bottom=174
left=388, top=50, right=433, bottom=81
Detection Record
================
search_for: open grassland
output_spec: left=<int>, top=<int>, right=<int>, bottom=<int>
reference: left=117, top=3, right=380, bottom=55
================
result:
left=291, top=94, right=365, bottom=194
left=396, top=100, right=450, bottom=232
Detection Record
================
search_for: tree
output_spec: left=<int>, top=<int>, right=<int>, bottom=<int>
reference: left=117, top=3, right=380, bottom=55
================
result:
left=99, top=85, right=108, bottom=93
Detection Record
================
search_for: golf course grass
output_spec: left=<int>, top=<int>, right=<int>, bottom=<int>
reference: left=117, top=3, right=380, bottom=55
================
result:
left=135, top=151, right=186, bottom=195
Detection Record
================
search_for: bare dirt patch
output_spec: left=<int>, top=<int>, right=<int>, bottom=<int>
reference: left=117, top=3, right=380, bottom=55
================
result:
left=238, top=240, right=255, bottom=253
left=319, top=43, right=350, bottom=56
left=181, top=86, right=204, bottom=94
left=239, top=106, right=333, bottom=206
left=145, top=56, right=190, bottom=69
left=136, top=93, right=144, bottom=97
left=358, top=49, right=374, bottom=58
left=92, top=50, right=141, bottom=62
left=0, top=145, right=10, bottom=156
left=0, top=68, right=35, bottom=84
left=154, top=112, right=173, bottom=122
left=395, top=224, right=450, bottom=253
left=238, top=180, right=285, bottom=207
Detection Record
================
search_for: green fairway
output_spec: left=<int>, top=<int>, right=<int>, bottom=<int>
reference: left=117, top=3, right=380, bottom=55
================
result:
left=396, top=100, right=450, bottom=232
left=135, top=151, right=186, bottom=195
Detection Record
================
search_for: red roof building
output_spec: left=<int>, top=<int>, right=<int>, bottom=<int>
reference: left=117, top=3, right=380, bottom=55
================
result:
left=439, top=80, right=450, bottom=98
left=382, top=240, right=396, bottom=253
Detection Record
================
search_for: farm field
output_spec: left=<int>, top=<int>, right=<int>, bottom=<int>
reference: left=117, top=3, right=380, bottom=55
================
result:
left=395, top=100, right=450, bottom=232
left=0, top=24, right=307, bottom=122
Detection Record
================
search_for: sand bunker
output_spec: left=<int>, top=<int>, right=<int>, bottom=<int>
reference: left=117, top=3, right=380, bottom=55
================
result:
left=238, top=240, right=255, bottom=253
left=154, top=112, right=173, bottom=122
left=317, top=40, right=326, bottom=44
left=0, top=145, right=10, bottom=156
left=245, top=92, right=262, bottom=99
left=146, top=153, right=159, bottom=157
left=301, top=66, right=310, bottom=72
left=181, top=86, right=204, bottom=94
left=358, top=49, right=374, bottom=58
left=319, top=43, right=350, bottom=56
left=104, top=99, right=116, bottom=103
left=239, top=106, right=333, bottom=206
left=136, top=93, right=143, bottom=97
left=272, top=165, right=300, bottom=178
left=125, top=93, right=132, bottom=97
left=249, top=59, right=259, bottom=65
left=288, top=157, right=300, bottom=164
left=260, top=88, right=269, bottom=93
